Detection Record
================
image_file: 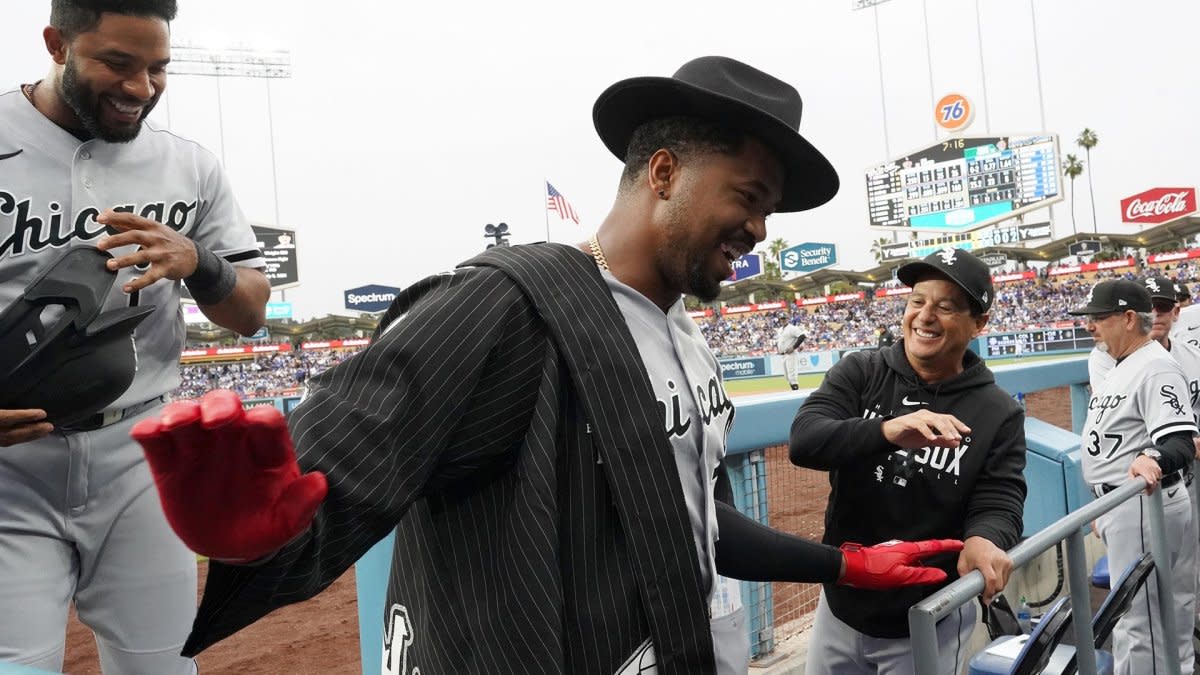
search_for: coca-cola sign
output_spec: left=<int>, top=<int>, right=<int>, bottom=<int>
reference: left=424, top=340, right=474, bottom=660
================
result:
left=1120, top=187, right=1197, bottom=224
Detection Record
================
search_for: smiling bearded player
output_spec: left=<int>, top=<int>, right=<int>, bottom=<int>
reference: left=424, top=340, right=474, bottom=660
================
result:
left=0, top=1, right=269, bottom=672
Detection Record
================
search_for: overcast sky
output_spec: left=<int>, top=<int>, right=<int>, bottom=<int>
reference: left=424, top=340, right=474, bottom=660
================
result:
left=4, top=0, right=1198, bottom=320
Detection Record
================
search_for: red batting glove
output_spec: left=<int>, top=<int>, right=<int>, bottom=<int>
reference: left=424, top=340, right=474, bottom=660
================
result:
left=131, top=389, right=328, bottom=561
left=839, top=539, right=964, bottom=590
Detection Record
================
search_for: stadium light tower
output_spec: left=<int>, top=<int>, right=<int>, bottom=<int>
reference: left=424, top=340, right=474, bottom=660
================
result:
left=169, top=43, right=293, bottom=301
left=167, top=43, right=292, bottom=229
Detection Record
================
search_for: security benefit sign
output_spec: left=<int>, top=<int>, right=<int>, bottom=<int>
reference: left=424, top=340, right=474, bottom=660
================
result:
left=781, top=242, right=838, bottom=274
left=344, top=284, right=402, bottom=313
left=725, top=252, right=764, bottom=283
left=251, top=224, right=300, bottom=290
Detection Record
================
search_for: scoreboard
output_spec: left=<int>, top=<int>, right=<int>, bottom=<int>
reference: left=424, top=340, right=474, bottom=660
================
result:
left=866, top=134, right=1062, bottom=233
left=982, top=327, right=1093, bottom=358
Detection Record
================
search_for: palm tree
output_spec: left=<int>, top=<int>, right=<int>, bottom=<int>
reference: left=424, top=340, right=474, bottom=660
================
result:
left=1062, top=154, right=1084, bottom=236
left=1076, top=128, right=1099, bottom=233
left=869, top=237, right=891, bottom=264
left=763, top=237, right=789, bottom=280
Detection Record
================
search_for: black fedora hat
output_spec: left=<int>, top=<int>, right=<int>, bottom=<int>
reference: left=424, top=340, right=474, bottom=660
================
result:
left=592, top=56, right=839, bottom=213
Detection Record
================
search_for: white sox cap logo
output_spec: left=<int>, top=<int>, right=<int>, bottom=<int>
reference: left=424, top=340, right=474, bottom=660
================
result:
left=1146, top=278, right=1161, bottom=293
left=936, top=248, right=957, bottom=266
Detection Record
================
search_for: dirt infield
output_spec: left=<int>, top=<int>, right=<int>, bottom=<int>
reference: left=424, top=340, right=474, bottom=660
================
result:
left=61, top=386, right=1075, bottom=673
left=64, top=561, right=360, bottom=674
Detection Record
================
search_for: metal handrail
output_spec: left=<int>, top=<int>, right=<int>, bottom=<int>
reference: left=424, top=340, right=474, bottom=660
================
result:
left=908, top=477, right=1181, bottom=675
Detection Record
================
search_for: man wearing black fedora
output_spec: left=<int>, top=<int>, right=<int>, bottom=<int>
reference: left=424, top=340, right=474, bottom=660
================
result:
left=791, top=247, right=1028, bottom=674
left=131, top=56, right=960, bottom=674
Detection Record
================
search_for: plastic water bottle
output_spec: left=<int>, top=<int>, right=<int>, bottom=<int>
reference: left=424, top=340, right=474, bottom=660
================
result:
left=1017, top=596, right=1032, bottom=634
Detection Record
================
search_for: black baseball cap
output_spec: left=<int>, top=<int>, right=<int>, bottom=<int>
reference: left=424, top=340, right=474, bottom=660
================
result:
left=1141, top=275, right=1179, bottom=302
left=1068, top=279, right=1152, bottom=315
left=1176, top=281, right=1191, bottom=302
left=897, top=247, right=993, bottom=314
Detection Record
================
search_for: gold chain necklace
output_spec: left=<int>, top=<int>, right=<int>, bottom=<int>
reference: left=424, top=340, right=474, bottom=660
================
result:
left=588, top=234, right=610, bottom=271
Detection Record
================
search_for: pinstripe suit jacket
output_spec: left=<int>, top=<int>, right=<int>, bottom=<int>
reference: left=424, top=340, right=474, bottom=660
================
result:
left=182, top=243, right=716, bottom=674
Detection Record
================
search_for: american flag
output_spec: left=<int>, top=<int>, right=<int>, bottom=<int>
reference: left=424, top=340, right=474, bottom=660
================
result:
left=546, top=182, right=580, bottom=224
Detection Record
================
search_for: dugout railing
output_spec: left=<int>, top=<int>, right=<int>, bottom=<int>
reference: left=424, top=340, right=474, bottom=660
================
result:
left=908, top=477, right=1182, bottom=675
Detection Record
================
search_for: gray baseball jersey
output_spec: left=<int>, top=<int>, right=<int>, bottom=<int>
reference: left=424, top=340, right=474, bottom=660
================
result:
left=602, top=270, right=745, bottom=674
left=1173, top=304, right=1200, bottom=347
left=0, top=85, right=261, bottom=673
left=776, top=323, right=804, bottom=353
left=1084, top=340, right=1198, bottom=673
left=1089, top=339, right=1200, bottom=421
left=1087, top=346, right=1113, bottom=390
left=1081, top=340, right=1197, bottom=485
left=0, top=88, right=264, bottom=409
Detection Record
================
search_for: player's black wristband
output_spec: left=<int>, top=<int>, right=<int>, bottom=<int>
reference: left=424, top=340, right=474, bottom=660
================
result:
left=185, top=241, right=237, bottom=305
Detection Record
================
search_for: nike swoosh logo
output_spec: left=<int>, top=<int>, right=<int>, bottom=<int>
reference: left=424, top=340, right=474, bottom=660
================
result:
left=0, top=149, right=23, bottom=161
left=1168, top=488, right=1179, bottom=498
left=902, top=396, right=924, bottom=406
left=1187, top=325, right=1200, bottom=331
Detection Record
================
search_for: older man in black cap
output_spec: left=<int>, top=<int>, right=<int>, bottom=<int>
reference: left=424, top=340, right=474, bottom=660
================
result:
left=790, top=247, right=1028, bottom=674
left=1070, top=278, right=1198, bottom=674
left=130, top=57, right=961, bottom=675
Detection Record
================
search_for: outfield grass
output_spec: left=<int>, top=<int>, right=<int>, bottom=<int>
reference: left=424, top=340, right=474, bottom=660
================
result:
left=723, top=351, right=1081, bottom=397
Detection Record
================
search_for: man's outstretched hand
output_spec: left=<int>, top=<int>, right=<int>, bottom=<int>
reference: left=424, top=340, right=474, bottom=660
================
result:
left=839, top=539, right=964, bottom=590
left=132, top=390, right=328, bottom=561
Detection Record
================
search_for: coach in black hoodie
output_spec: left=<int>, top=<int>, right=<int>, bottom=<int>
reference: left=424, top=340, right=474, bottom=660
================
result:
left=791, top=247, right=1027, bottom=674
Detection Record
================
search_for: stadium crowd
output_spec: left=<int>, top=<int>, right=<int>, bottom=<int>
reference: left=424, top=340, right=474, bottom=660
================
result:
left=698, top=264, right=1198, bottom=357
left=173, top=261, right=1200, bottom=396
left=173, top=349, right=357, bottom=400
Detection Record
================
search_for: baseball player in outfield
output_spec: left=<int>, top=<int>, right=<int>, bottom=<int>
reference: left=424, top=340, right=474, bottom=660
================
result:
left=1070, top=279, right=1198, bottom=674
left=129, top=56, right=962, bottom=675
left=0, top=1, right=269, bottom=671
left=775, top=314, right=805, bottom=390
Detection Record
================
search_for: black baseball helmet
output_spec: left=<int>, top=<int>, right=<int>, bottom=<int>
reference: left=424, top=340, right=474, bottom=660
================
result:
left=0, top=247, right=156, bottom=426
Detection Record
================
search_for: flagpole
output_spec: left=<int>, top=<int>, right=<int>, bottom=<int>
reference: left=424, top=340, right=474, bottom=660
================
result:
left=543, top=179, right=551, bottom=242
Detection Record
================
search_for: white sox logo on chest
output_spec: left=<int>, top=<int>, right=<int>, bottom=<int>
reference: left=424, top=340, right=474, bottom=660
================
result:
left=0, top=193, right=199, bottom=259
left=864, top=405, right=969, bottom=485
